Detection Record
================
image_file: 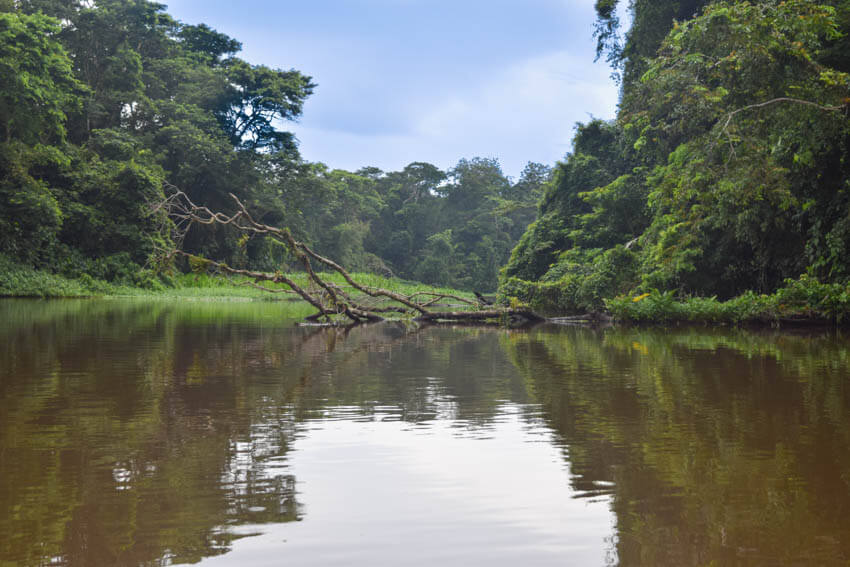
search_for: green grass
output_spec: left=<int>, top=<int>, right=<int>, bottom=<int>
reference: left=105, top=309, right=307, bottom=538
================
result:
left=6, top=255, right=847, bottom=326
left=0, top=256, right=475, bottom=310
left=155, top=271, right=475, bottom=303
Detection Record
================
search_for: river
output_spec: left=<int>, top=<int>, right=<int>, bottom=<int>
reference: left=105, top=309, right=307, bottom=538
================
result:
left=1, top=298, right=849, bottom=565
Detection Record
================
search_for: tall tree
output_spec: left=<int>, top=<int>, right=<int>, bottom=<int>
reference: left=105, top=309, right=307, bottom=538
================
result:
left=0, top=11, right=83, bottom=263
left=506, top=0, right=850, bottom=312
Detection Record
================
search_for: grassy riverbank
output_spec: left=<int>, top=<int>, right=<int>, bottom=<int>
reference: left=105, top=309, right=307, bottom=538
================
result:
left=0, top=255, right=474, bottom=303
left=5, top=255, right=848, bottom=326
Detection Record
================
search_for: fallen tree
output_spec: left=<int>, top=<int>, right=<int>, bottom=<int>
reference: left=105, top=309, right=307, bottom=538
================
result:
left=153, top=186, right=544, bottom=325
left=414, top=309, right=542, bottom=325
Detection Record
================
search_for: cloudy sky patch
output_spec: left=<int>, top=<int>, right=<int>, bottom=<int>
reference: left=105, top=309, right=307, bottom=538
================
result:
left=164, top=0, right=620, bottom=178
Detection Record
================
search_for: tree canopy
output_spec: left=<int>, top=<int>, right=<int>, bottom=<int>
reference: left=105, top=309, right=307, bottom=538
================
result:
left=505, top=0, right=850, bottom=312
left=0, top=0, right=549, bottom=293
left=3, top=0, right=849, bottom=310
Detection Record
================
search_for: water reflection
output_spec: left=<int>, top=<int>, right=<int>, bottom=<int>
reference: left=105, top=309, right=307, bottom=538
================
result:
left=0, top=300, right=309, bottom=565
left=0, top=300, right=614, bottom=566
left=505, top=325, right=850, bottom=565
left=2, top=300, right=850, bottom=565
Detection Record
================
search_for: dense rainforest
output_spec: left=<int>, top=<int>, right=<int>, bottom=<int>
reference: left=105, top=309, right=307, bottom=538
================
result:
left=2, top=0, right=849, bottom=312
left=503, top=0, right=850, bottom=313
left=0, top=0, right=547, bottom=293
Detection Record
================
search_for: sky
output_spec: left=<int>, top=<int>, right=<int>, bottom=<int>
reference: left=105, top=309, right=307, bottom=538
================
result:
left=163, top=0, right=621, bottom=179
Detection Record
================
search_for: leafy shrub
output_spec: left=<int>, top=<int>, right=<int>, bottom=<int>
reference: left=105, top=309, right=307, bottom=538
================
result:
left=604, top=276, right=850, bottom=325
left=500, top=246, right=637, bottom=315
left=0, top=254, right=90, bottom=296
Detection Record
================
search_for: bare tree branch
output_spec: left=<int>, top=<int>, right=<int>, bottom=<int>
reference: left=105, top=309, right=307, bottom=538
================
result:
left=406, top=291, right=477, bottom=307
left=154, top=185, right=543, bottom=326
left=716, top=96, right=845, bottom=147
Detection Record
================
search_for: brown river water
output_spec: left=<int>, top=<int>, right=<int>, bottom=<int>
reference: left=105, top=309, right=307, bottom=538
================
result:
left=1, top=298, right=850, bottom=566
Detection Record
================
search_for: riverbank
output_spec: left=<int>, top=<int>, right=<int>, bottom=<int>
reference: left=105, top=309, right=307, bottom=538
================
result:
left=6, top=256, right=848, bottom=327
left=504, top=274, right=850, bottom=327
left=603, top=276, right=850, bottom=326
left=0, top=255, right=475, bottom=304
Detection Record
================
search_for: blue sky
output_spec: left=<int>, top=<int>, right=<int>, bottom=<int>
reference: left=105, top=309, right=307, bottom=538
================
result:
left=163, top=0, right=621, bottom=179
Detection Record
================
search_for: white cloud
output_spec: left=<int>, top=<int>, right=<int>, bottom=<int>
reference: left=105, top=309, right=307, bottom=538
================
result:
left=292, top=50, right=618, bottom=178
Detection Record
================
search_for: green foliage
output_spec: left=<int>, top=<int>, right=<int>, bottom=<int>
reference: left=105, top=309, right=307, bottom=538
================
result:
left=334, top=157, right=552, bottom=292
left=772, top=274, right=850, bottom=321
left=0, top=11, right=84, bottom=143
left=502, top=120, right=634, bottom=284
left=178, top=23, right=241, bottom=62
left=0, top=0, right=315, bottom=286
left=594, top=0, right=711, bottom=86
left=0, top=254, right=110, bottom=296
left=604, top=275, right=850, bottom=324
left=626, top=0, right=850, bottom=296
left=0, top=0, right=548, bottom=297
left=218, top=58, right=315, bottom=151
left=507, top=0, right=850, bottom=316
left=501, top=245, right=637, bottom=314
left=0, top=142, right=66, bottom=263
left=12, top=0, right=848, bottom=313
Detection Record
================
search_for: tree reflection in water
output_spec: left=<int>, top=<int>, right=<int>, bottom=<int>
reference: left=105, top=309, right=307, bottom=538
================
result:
left=0, top=300, right=538, bottom=565
left=504, top=325, right=850, bottom=565
left=2, top=300, right=850, bottom=565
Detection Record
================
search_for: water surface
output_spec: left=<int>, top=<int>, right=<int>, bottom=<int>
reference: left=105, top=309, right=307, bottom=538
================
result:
left=2, top=299, right=849, bottom=565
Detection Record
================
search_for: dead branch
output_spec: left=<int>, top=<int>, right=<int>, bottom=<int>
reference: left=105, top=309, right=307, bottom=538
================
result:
left=715, top=96, right=846, bottom=152
left=155, top=186, right=543, bottom=325
left=723, top=97, right=843, bottom=127
left=406, top=291, right=477, bottom=307
left=298, top=243, right=429, bottom=314
left=326, top=283, right=408, bottom=314
left=415, top=309, right=544, bottom=325
left=238, top=281, right=296, bottom=295
left=174, top=251, right=334, bottom=316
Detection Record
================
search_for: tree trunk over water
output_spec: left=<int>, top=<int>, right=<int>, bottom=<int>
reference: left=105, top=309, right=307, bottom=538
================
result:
left=153, top=186, right=543, bottom=326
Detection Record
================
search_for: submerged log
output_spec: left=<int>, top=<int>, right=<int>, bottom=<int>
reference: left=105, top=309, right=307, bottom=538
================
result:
left=415, top=308, right=544, bottom=325
left=548, top=312, right=613, bottom=325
